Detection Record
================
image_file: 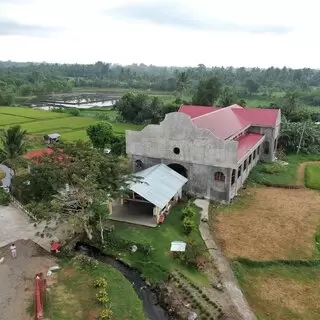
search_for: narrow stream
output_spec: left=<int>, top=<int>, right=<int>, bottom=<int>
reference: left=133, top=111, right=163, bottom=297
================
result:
left=74, top=243, right=169, bottom=320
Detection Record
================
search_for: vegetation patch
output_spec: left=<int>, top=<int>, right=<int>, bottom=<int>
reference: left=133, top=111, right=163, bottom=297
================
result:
left=232, top=261, right=320, bottom=320
left=212, top=187, right=320, bottom=260
left=45, top=258, right=145, bottom=320
left=249, top=154, right=320, bottom=186
left=105, top=203, right=209, bottom=284
left=305, top=164, right=320, bottom=190
left=0, top=106, right=69, bottom=119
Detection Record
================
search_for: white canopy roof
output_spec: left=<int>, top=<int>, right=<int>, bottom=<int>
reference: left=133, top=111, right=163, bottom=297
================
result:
left=128, top=164, right=188, bottom=209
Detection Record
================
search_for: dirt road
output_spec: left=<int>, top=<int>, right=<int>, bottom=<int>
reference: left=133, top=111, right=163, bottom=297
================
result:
left=0, top=240, right=57, bottom=320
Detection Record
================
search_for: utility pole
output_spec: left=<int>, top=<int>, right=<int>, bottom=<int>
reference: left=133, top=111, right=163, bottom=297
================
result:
left=297, top=122, right=306, bottom=154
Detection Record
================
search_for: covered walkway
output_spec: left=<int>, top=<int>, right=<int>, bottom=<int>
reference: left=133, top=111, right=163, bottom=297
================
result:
left=109, top=164, right=188, bottom=227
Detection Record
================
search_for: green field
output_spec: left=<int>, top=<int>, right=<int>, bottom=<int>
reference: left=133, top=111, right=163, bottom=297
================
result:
left=305, top=164, right=320, bottom=190
left=0, top=106, right=142, bottom=145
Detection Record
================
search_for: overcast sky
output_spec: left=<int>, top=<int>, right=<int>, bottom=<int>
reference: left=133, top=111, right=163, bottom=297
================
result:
left=0, top=0, right=319, bottom=68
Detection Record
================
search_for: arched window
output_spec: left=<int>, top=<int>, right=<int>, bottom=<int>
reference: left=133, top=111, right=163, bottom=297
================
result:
left=135, top=160, right=143, bottom=168
left=263, top=141, right=270, bottom=155
left=214, top=172, right=225, bottom=182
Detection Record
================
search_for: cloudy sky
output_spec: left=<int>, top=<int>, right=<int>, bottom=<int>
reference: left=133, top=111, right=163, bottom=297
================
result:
left=0, top=0, right=318, bottom=68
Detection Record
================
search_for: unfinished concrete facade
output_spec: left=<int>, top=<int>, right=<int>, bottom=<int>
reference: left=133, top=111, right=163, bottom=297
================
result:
left=126, top=104, right=281, bottom=202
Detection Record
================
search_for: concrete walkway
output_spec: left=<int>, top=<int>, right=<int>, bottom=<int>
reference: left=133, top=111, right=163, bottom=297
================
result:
left=194, top=199, right=256, bottom=320
left=0, top=164, right=12, bottom=188
left=0, top=204, right=51, bottom=251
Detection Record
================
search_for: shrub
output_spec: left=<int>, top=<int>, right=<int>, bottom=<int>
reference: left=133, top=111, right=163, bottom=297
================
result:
left=72, top=254, right=98, bottom=270
left=99, top=308, right=113, bottom=320
left=173, top=240, right=206, bottom=268
left=0, top=188, right=10, bottom=206
left=260, top=162, right=287, bottom=175
left=94, top=277, right=108, bottom=288
left=96, top=112, right=110, bottom=121
left=183, top=217, right=196, bottom=235
left=181, top=203, right=196, bottom=220
left=96, top=289, right=109, bottom=304
left=67, top=108, right=80, bottom=116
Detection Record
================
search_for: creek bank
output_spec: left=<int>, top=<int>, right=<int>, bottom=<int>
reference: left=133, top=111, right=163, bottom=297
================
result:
left=75, top=242, right=170, bottom=320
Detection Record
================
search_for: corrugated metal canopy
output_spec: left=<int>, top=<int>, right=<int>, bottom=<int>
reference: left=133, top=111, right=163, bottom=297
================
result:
left=128, top=164, right=188, bottom=209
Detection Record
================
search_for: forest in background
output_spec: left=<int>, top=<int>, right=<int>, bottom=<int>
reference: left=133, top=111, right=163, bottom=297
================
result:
left=1, top=61, right=320, bottom=110
left=0, top=60, right=320, bottom=154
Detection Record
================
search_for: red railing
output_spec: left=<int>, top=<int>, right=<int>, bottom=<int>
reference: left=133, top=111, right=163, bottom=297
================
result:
left=34, top=273, right=46, bottom=320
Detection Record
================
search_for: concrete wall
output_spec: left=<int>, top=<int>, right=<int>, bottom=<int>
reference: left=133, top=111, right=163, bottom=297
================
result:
left=126, top=112, right=239, bottom=169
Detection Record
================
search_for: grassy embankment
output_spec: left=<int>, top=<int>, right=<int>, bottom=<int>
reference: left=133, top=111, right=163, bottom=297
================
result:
left=37, top=259, right=146, bottom=320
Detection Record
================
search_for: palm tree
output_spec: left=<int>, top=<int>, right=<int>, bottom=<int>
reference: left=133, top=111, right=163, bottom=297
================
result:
left=176, top=71, right=191, bottom=100
left=0, top=125, right=28, bottom=172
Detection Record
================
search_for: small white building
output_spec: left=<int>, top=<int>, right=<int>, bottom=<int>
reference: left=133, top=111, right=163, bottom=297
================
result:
left=43, top=133, right=60, bottom=144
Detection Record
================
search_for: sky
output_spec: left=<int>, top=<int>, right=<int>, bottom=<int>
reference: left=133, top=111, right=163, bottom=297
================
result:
left=0, top=0, right=319, bottom=68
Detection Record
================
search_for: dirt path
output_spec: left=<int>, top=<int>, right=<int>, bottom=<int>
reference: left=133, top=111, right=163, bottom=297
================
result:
left=194, top=199, right=256, bottom=320
left=296, top=161, right=320, bottom=186
left=0, top=240, right=57, bottom=320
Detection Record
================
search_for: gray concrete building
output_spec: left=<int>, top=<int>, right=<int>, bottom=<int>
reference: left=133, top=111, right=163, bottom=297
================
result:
left=126, top=104, right=281, bottom=202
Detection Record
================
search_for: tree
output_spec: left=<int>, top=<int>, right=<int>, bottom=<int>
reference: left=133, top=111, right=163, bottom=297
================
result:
left=217, top=87, right=236, bottom=107
left=115, top=93, right=163, bottom=124
left=244, top=79, right=259, bottom=94
left=278, top=119, right=320, bottom=153
left=33, top=142, right=130, bottom=240
left=0, top=125, right=28, bottom=171
left=176, top=71, right=191, bottom=99
left=192, top=77, right=222, bottom=106
left=281, top=92, right=310, bottom=122
left=86, top=122, right=114, bottom=150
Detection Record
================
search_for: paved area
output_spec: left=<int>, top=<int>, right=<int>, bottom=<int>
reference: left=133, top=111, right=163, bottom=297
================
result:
left=109, top=201, right=158, bottom=227
left=0, top=164, right=12, bottom=188
left=194, top=199, right=256, bottom=320
left=0, top=204, right=50, bottom=251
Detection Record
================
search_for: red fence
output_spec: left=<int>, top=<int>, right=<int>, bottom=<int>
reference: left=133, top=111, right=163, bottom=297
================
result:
left=34, top=273, right=47, bottom=320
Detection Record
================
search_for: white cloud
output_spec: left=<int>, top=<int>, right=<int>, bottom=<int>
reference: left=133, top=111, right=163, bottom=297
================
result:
left=0, top=0, right=319, bottom=68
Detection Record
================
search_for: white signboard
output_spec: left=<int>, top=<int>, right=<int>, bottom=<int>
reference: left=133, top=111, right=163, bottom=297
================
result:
left=170, top=241, right=187, bottom=252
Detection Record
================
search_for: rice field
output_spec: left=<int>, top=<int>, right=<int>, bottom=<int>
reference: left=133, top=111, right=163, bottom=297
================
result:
left=0, top=106, right=142, bottom=144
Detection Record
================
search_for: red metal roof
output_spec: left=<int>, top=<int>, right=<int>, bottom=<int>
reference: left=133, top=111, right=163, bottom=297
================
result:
left=232, top=107, right=279, bottom=127
left=178, top=104, right=279, bottom=140
left=192, top=108, right=250, bottom=139
left=178, top=105, right=220, bottom=119
left=24, top=148, right=54, bottom=159
left=237, top=133, right=264, bottom=161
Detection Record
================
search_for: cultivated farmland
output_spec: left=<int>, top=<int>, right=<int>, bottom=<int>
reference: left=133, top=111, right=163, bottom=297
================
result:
left=0, top=107, right=142, bottom=144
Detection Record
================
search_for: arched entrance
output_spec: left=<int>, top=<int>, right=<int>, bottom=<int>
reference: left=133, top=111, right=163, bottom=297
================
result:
left=168, top=163, right=188, bottom=178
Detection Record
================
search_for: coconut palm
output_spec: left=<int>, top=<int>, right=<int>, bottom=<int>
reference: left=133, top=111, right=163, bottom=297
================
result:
left=176, top=71, right=191, bottom=100
left=0, top=125, right=28, bottom=172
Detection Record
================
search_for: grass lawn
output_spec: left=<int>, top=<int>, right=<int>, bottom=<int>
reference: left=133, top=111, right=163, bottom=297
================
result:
left=45, top=259, right=146, bottom=320
left=107, top=203, right=209, bottom=285
left=305, top=164, right=320, bottom=190
left=233, top=262, right=320, bottom=320
left=212, top=187, right=320, bottom=260
left=249, top=153, right=320, bottom=185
